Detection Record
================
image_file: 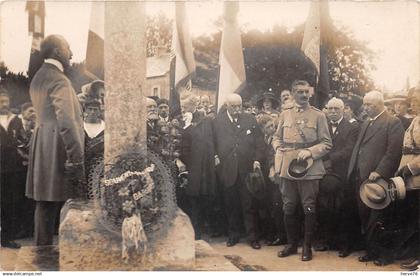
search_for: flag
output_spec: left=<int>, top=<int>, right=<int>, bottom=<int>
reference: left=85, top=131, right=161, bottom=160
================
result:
left=301, top=0, right=331, bottom=108
left=26, top=0, right=45, bottom=80
left=216, top=2, right=246, bottom=112
left=169, top=2, right=196, bottom=117
left=86, top=1, right=104, bottom=80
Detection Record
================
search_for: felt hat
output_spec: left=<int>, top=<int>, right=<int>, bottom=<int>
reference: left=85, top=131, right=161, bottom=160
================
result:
left=287, top=158, right=314, bottom=179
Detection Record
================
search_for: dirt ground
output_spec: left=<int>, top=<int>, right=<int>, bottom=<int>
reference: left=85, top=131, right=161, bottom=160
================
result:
left=0, top=235, right=411, bottom=271
left=207, top=236, right=405, bottom=271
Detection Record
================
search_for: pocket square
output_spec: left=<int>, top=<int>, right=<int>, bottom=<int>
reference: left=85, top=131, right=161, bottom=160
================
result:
left=246, top=129, right=252, bottom=135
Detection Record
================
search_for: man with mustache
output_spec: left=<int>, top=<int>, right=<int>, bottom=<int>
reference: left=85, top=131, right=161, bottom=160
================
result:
left=212, top=94, right=265, bottom=249
left=273, top=80, right=332, bottom=261
left=26, top=35, right=85, bottom=246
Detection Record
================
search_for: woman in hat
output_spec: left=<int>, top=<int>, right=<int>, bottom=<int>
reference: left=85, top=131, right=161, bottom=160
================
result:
left=257, top=91, right=280, bottom=118
left=398, top=87, right=420, bottom=270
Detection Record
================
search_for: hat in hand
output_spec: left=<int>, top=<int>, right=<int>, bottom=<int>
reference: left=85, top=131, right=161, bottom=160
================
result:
left=287, top=158, right=314, bottom=179
left=359, top=177, right=406, bottom=210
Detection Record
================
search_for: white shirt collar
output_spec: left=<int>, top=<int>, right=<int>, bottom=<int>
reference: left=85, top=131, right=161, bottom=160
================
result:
left=0, top=113, right=16, bottom=131
left=371, top=109, right=385, bottom=121
left=227, top=110, right=236, bottom=123
left=331, top=116, right=344, bottom=125
left=45, top=58, right=64, bottom=72
left=159, top=116, right=169, bottom=122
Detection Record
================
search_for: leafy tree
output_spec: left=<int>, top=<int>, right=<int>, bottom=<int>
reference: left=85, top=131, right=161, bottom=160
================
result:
left=146, top=12, right=173, bottom=57
left=0, top=62, right=30, bottom=109
left=192, top=21, right=376, bottom=103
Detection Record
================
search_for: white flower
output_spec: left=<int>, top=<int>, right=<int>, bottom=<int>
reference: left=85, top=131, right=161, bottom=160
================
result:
left=118, top=187, right=130, bottom=197
left=122, top=200, right=135, bottom=213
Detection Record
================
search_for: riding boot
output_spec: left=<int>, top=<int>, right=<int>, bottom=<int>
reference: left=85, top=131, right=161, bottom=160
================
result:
left=278, top=214, right=298, bottom=257
left=302, top=213, right=316, bottom=261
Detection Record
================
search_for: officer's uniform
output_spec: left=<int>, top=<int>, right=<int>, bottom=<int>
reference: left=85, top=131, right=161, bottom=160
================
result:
left=272, top=104, right=332, bottom=257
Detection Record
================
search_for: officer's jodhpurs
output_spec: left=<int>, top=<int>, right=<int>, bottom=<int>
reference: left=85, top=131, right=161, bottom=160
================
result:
left=280, top=179, right=319, bottom=215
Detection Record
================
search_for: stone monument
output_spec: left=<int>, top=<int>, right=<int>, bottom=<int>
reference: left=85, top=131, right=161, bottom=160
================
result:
left=59, top=2, right=195, bottom=270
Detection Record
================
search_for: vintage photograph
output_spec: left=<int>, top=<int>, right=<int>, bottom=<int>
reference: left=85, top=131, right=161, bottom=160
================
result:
left=0, top=0, right=419, bottom=272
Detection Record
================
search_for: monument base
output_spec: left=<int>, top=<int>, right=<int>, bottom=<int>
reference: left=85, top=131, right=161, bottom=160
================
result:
left=59, top=200, right=195, bottom=270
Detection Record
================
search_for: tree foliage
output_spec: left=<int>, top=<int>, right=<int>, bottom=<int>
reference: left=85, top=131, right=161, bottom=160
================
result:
left=146, top=12, right=173, bottom=57
left=0, top=62, right=30, bottom=109
left=1, top=13, right=376, bottom=109
left=192, top=22, right=376, bottom=102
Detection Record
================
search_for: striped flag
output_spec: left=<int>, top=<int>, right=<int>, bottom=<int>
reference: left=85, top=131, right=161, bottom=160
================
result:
left=26, top=0, right=45, bottom=80
left=216, top=2, right=246, bottom=111
left=86, top=1, right=104, bottom=80
left=169, top=2, right=196, bottom=117
left=301, top=0, right=331, bottom=108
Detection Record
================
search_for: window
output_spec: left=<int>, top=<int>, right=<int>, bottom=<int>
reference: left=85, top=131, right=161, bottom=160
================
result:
left=152, top=86, right=160, bottom=97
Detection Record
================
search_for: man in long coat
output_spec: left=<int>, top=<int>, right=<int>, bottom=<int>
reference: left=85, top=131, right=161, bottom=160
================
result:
left=347, top=90, right=404, bottom=264
left=213, top=94, right=265, bottom=249
left=26, top=35, right=85, bottom=246
left=180, top=95, right=216, bottom=240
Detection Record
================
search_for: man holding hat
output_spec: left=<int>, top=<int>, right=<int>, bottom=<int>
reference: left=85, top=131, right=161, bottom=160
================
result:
left=347, top=90, right=404, bottom=264
left=273, top=80, right=332, bottom=261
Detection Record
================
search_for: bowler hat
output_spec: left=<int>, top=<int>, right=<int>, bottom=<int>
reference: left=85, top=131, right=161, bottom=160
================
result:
left=359, top=177, right=406, bottom=210
left=287, top=158, right=314, bottom=179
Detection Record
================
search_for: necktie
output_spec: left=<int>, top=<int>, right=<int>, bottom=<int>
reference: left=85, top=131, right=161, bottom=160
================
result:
left=331, top=121, right=339, bottom=128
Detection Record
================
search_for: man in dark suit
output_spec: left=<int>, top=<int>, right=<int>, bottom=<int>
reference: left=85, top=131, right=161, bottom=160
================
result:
left=26, top=35, right=85, bottom=246
left=213, top=94, right=265, bottom=249
left=179, top=95, right=216, bottom=240
left=315, top=97, right=359, bottom=256
left=0, top=90, right=26, bottom=249
left=347, top=90, right=404, bottom=265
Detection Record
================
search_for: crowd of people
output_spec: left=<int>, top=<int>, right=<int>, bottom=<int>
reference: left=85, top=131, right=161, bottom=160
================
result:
left=1, top=34, right=419, bottom=271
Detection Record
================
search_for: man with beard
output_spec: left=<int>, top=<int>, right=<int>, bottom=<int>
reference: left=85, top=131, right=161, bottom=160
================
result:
left=146, top=97, right=160, bottom=152
left=347, top=90, right=404, bottom=265
left=273, top=80, right=332, bottom=261
left=0, top=90, right=25, bottom=248
left=212, top=94, right=265, bottom=249
left=26, top=35, right=85, bottom=246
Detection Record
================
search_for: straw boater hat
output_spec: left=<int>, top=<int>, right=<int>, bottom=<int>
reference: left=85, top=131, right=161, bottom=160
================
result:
left=359, top=177, right=406, bottom=210
left=287, top=158, right=314, bottom=179
left=384, top=95, right=409, bottom=105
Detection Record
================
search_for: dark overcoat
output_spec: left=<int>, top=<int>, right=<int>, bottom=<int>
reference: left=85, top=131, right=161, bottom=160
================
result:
left=26, top=63, right=84, bottom=202
left=180, top=113, right=216, bottom=196
left=326, top=119, right=359, bottom=182
left=0, top=115, right=26, bottom=173
left=212, top=110, right=265, bottom=188
left=347, top=111, right=404, bottom=183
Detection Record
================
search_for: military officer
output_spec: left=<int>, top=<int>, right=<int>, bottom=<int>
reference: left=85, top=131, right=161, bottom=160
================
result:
left=273, top=80, right=332, bottom=261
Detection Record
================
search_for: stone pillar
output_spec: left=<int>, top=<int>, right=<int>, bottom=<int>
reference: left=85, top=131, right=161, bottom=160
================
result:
left=104, top=1, right=146, bottom=162
left=59, top=2, right=195, bottom=270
